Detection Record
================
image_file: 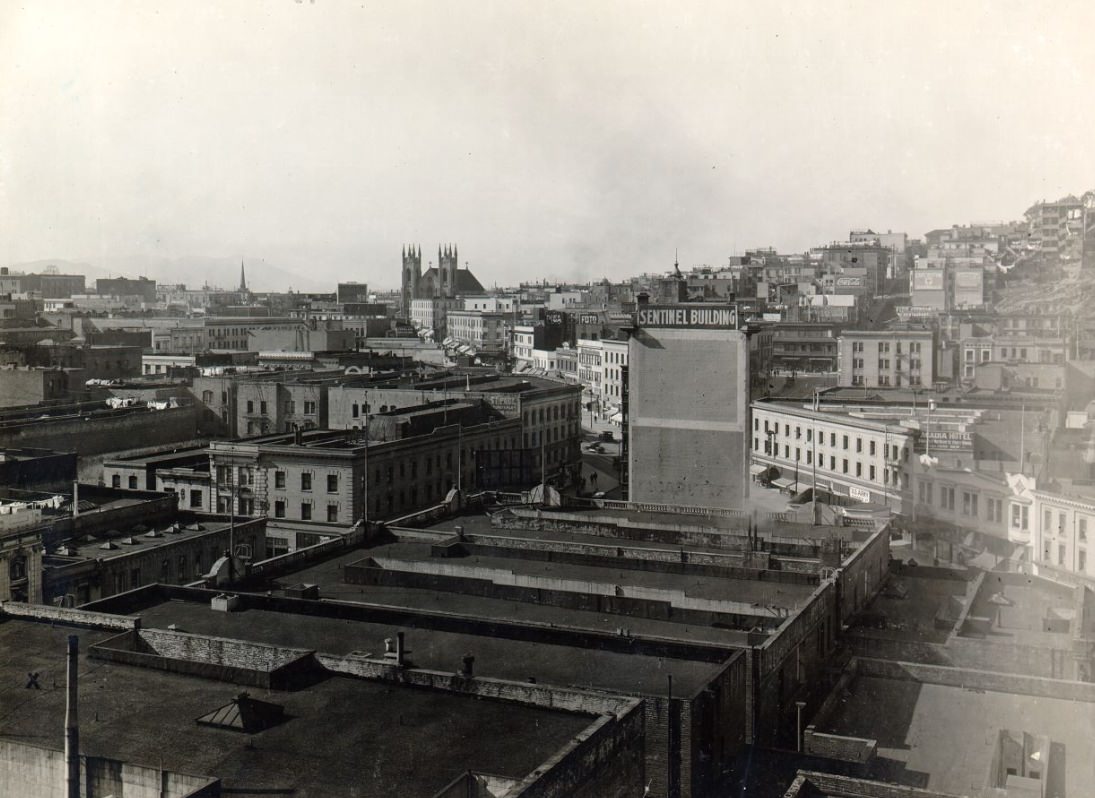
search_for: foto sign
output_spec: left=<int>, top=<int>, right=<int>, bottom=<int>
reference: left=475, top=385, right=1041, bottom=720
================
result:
left=635, top=304, right=737, bottom=329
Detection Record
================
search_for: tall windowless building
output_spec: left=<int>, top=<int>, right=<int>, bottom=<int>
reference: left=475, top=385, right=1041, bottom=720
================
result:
left=627, top=303, right=750, bottom=509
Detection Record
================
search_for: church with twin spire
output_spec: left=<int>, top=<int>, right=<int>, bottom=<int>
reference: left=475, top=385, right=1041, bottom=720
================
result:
left=400, top=244, right=485, bottom=313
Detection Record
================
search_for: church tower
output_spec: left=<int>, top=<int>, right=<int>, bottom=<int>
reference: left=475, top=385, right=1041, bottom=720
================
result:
left=401, top=245, right=421, bottom=316
left=438, top=244, right=459, bottom=299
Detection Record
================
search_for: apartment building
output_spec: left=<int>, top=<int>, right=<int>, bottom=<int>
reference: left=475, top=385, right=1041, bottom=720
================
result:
left=751, top=400, right=915, bottom=511
left=446, top=310, right=509, bottom=354
left=209, top=417, right=522, bottom=550
left=838, top=329, right=935, bottom=388
left=601, top=337, right=629, bottom=407
left=327, top=374, right=582, bottom=481
left=577, top=338, right=604, bottom=408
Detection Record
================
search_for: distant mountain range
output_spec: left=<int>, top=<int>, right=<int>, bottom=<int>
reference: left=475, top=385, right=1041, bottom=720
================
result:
left=6, top=256, right=331, bottom=293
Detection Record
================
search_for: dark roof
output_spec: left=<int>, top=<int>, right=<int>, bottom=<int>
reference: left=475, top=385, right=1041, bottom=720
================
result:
left=420, top=267, right=486, bottom=295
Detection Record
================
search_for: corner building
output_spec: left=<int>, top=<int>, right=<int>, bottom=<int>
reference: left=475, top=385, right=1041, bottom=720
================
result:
left=628, top=304, right=750, bottom=509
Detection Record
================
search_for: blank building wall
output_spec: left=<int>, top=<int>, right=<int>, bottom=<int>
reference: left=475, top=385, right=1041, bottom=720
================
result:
left=628, top=328, right=749, bottom=509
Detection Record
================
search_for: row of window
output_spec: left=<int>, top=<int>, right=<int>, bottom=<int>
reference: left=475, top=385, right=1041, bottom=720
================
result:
left=917, top=481, right=1003, bottom=521
left=755, top=420, right=906, bottom=459
left=753, top=438, right=901, bottom=485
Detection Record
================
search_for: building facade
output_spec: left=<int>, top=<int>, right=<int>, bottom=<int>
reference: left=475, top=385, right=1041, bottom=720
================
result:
left=629, top=304, right=748, bottom=509
left=837, top=330, right=935, bottom=388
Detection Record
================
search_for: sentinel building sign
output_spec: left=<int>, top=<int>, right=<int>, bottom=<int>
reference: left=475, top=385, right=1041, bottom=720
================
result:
left=635, top=305, right=737, bottom=329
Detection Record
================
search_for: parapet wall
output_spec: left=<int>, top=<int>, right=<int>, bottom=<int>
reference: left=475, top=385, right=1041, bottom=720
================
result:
left=90, top=627, right=317, bottom=690
left=0, top=738, right=220, bottom=798
left=845, top=629, right=1079, bottom=680
left=507, top=705, right=646, bottom=798
left=783, top=770, right=963, bottom=798
left=802, top=730, right=877, bottom=763
left=433, top=531, right=820, bottom=583
left=316, top=652, right=636, bottom=716
left=80, top=584, right=736, bottom=663
left=0, top=600, right=141, bottom=630
left=345, top=556, right=785, bottom=631
left=0, top=405, right=199, bottom=456
left=855, top=656, right=1095, bottom=703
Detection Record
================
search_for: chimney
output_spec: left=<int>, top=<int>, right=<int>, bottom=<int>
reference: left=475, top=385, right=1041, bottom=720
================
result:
left=294, top=428, right=303, bottom=446
left=460, top=653, right=474, bottom=677
left=72, top=482, right=79, bottom=518
left=395, top=632, right=405, bottom=666
left=65, top=635, right=80, bottom=798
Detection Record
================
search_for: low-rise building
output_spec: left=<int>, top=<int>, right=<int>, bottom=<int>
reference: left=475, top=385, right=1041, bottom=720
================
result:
left=446, top=309, right=510, bottom=354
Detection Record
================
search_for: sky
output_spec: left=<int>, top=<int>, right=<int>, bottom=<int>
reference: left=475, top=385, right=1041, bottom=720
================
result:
left=1, top=1, right=1093, bottom=292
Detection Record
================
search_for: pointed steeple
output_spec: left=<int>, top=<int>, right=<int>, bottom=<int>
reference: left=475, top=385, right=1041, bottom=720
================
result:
left=239, top=259, right=248, bottom=292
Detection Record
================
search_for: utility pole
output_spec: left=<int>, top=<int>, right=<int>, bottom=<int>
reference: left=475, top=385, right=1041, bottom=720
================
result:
left=65, top=635, right=80, bottom=798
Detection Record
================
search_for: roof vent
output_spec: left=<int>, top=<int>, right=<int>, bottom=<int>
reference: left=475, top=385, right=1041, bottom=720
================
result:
left=99, top=541, right=119, bottom=551
left=196, top=693, right=285, bottom=734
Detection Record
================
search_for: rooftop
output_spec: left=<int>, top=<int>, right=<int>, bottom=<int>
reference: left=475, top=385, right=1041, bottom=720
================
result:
left=131, top=594, right=723, bottom=696
left=0, top=619, right=590, bottom=798
left=49, top=514, right=245, bottom=562
left=819, top=675, right=1090, bottom=795
left=259, top=543, right=756, bottom=647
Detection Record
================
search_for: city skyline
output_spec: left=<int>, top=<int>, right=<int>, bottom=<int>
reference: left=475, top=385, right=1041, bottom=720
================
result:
left=3, top=1, right=1094, bottom=291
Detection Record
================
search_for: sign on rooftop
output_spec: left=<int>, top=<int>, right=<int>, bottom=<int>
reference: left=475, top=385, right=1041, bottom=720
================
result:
left=635, top=304, right=737, bottom=329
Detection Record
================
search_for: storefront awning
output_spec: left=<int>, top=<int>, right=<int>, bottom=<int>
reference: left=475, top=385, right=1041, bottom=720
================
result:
left=749, top=464, right=767, bottom=476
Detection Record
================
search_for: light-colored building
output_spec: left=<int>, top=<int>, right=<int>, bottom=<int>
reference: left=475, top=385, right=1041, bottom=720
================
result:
left=601, top=338, right=629, bottom=408
left=446, top=310, right=510, bottom=354
left=143, top=354, right=197, bottom=375
left=577, top=338, right=604, bottom=408
left=464, top=296, right=518, bottom=313
left=751, top=400, right=914, bottom=512
left=410, top=297, right=463, bottom=338
left=512, top=324, right=536, bottom=369
left=837, top=330, right=935, bottom=388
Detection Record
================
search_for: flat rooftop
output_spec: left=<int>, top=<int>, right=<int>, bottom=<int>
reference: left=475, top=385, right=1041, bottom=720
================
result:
left=133, top=595, right=724, bottom=697
left=964, top=571, right=1076, bottom=650
left=363, top=538, right=816, bottom=608
left=854, top=572, right=970, bottom=645
left=432, top=507, right=862, bottom=543
left=262, top=544, right=755, bottom=646
left=819, top=675, right=1092, bottom=796
left=0, top=619, right=592, bottom=797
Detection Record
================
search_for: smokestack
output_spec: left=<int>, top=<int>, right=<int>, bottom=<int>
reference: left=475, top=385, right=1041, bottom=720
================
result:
left=395, top=632, right=405, bottom=666
left=65, top=635, right=79, bottom=798
left=72, top=482, right=79, bottom=518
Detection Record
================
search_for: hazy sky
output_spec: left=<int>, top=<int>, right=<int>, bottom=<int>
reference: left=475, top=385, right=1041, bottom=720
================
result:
left=2, top=1, right=1093, bottom=291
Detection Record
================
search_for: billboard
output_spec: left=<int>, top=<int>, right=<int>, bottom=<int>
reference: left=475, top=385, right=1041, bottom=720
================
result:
left=635, top=304, right=737, bottom=329
left=834, top=276, right=863, bottom=288
left=912, top=270, right=944, bottom=290
left=914, top=429, right=973, bottom=452
left=954, top=270, right=982, bottom=289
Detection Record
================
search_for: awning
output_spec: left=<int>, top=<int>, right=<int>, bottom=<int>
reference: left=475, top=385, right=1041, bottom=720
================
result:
left=749, top=464, right=767, bottom=476
left=608, top=411, right=623, bottom=423
left=771, top=477, right=795, bottom=489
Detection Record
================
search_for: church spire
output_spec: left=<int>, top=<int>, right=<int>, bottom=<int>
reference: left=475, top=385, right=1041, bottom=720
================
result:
left=239, top=259, right=248, bottom=292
